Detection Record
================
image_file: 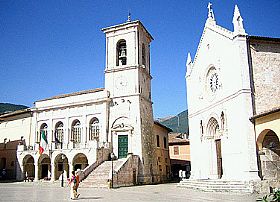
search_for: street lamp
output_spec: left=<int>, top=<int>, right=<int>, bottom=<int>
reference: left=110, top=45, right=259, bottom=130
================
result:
left=61, top=154, right=65, bottom=187
left=110, top=152, right=115, bottom=188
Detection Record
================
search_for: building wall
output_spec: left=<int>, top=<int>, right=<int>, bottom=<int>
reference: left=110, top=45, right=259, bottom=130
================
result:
left=169, top=144, right=190, bottom=161
left=0, top=140, right=21, bottom=179
left=153, top=124, right=171, bottom=182
left=0, top=113, right=33, bottom=146
left=250, top=39, right=280, bottom=115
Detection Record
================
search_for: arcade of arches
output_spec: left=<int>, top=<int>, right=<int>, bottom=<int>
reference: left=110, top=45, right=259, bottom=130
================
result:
left=22, top=153, right=88, bottom=181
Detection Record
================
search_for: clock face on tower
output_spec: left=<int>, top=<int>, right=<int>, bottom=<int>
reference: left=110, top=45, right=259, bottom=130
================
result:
left=115, top=76, right=128, bottom=89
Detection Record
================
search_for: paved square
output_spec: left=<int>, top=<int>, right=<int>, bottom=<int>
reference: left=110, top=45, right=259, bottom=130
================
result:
left=0, top=182, right=258, bottom=202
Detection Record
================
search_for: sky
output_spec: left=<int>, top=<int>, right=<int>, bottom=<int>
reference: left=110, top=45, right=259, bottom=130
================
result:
left=0, top=0, right=279, bottom=118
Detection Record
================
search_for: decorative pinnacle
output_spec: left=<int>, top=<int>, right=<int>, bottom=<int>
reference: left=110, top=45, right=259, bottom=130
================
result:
left=186, top=53, right=192, bottom=67
left=207, top=2, right=215, bottom=20
left=233, top=5, right=246, bottom=35
left=127, top=12, right=131, bottom=22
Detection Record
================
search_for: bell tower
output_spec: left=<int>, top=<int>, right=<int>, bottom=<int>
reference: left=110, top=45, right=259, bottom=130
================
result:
left=102, top=19, right=157, bottom=183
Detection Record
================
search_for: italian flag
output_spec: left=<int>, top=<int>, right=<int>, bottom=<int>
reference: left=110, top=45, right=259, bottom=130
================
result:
left=39, top=130, right=48, bottom=155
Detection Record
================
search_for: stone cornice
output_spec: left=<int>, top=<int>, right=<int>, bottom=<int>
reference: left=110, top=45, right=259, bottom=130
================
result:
left=35, top=97, right=111, bottom=112
left=189, top=89, right=252, bottom=118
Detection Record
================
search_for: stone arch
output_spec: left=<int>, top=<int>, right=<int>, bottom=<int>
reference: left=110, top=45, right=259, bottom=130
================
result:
left=111, top=116, right=133, bottom=131
left=22, top=155, right=35, bottom=178
left=72, top=153, right=88, bottom=171
left=53, top=153, right=69, bottom=180
left=257, top=129, right=280, bottom=180
left=89, top=117, right=100, bottom=141
left=116, top=39, right=127, bottom=66
left=54, top=121, right=64, bottom=149
left=71, top=119, right=81, bottom=148
left=38, top=154, right=51, bottom=180
left=206, top=117, right=220, bottom=139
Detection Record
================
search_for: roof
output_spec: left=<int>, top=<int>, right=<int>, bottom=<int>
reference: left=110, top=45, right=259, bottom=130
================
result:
left=168, top=133, right=189, bottom=144
left=0, top=108, right=32, bottom=119
left=250, top=106, right=280, bottom=121
left=102, top=20, right=154, bottom=40
left=248, top=35, right=280, bottom=43
left=36, top=88, right=105, bottom=102
left=154, top=121, right=172, bottom=132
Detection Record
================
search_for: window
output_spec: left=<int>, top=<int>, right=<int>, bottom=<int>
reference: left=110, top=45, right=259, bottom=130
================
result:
left=174, top=146, right=179, bottom=155
left=54, top=122, right=64, bottom=148
left=116, top=40, right=127, bottom=66
left=156, top=135, right=160, bottom=147
left=89, top=118, right=99, bottom=141
left=71, top=120, right=81, bottom=145
left=142, top=43, right=146, bottom=66
left=38, top=123, right=48, bottom=143
left=163, top=137, right=167, bottom=149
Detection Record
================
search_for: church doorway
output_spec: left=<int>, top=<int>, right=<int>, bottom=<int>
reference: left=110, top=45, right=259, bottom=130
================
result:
left=207, top=117, right=223, bottom=179
left=215, top=139, right=223, bottom=179
left=118, top=135, right=128, bottom=158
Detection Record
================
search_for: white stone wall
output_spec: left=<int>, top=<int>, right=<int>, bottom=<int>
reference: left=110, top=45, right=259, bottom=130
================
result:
left=34, top=90, right=110, bottom=150
left=187, top=17, right=259, bottom=181
left=0, top=113, right=33, bottom=146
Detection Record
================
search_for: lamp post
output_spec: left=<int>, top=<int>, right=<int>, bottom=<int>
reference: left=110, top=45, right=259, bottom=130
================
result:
left=110, top=152, right=115, bottom=188
left=61, top=154, right=65, bottom=187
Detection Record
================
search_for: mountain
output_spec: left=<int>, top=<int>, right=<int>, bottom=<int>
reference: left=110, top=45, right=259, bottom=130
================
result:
left=0, top=103, right=29, bottom=115
left=157, top=110, right=189, bottom=134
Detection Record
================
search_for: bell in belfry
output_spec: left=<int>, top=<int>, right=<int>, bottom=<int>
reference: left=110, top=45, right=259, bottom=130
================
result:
left=119, top=46, right=126, bottom=58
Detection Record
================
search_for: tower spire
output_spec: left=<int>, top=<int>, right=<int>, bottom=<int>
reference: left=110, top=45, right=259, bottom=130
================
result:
left=232, top=5, right=246, bottom=35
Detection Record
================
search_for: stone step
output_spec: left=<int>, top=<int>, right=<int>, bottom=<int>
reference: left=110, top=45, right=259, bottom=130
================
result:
left=80, top=159, right=125, bottom=188
left=178, top=179, right=253, bottom=193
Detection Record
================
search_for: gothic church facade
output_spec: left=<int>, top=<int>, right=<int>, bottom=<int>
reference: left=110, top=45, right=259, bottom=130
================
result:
left=186, top=4, right=280, bottom=190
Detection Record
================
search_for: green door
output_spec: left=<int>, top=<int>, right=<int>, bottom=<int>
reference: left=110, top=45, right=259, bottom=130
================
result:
left=118, top=135, right=128, bottom=158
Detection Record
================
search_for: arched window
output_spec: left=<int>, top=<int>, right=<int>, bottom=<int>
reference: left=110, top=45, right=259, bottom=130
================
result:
left=116, top=40, right=127, bottom=66
left=89, top=118, right=99, bottom=141
left=142, top=43, right=146, bottom=66
left=38, top=123, right=48, bottom=143
left=54, top=122, right=64, bottom=148
left=71, top=120, right=81, bottom=145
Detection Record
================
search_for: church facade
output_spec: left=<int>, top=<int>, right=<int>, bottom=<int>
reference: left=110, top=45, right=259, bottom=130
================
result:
left=0, top=19, right=171, bottom=185
left=186, top=4, right=280, bottom=190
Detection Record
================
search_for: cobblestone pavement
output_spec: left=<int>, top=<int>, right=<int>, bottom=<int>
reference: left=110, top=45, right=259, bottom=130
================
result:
left=0, top=182, right=258, bottom=202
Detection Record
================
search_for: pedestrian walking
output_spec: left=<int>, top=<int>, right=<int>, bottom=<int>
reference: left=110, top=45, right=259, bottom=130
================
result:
left=75, top=170, right=80, bottom=198
left=68, top=171, right=77, bottom=200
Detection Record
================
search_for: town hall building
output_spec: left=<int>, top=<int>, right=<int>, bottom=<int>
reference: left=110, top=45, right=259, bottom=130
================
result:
left=0, top=18, right=171, bottom=186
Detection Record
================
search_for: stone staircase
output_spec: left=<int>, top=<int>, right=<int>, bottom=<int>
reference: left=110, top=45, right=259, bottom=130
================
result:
left=80, top=159, right=125, bottom=188
left=178, top=179, right=254, bottom=193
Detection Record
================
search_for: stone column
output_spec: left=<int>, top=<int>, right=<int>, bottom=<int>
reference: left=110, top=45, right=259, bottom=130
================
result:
left=128, top=130, right=133, bottom=154
left=51, top=162, right=55, bottom=182
left=34, top=159, right=39, bottom=182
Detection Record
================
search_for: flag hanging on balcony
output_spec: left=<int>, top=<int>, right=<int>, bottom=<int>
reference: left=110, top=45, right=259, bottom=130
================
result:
left=39, top=130, right=48, bottom=155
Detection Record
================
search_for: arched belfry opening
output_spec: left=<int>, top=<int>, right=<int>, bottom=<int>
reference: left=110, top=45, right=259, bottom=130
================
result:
left=116, top=39, right=127, bottom=66
left=206, top=117, right=223, bottom=179
left=257, top=129, right=280, bottom=180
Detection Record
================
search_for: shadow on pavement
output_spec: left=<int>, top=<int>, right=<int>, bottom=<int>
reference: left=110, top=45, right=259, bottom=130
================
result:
left=79, top=197, right=103, bottom=200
